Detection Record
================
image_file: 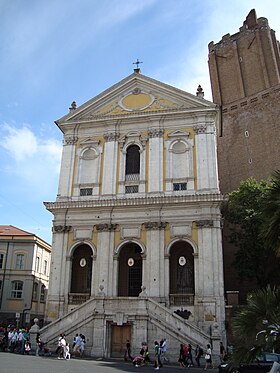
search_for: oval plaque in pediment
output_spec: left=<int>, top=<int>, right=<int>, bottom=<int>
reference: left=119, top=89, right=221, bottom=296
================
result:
left=120, top=92, right=154, bottom=111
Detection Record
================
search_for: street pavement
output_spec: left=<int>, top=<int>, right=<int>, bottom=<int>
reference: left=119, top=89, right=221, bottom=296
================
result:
left=0, top=353, right=219, bottom=373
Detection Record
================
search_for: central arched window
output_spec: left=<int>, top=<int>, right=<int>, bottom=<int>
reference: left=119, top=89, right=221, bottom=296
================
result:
left=125, top=145, right=140, bottom=193
left=125, top=145, right=140, bottom=176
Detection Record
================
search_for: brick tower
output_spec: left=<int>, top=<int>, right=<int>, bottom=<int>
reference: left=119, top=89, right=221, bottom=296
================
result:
left=208, top=9, right=280, bottom=302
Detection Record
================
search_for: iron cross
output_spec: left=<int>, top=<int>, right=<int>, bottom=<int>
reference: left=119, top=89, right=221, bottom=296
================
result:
left=133, top=59, right=143, bottom=69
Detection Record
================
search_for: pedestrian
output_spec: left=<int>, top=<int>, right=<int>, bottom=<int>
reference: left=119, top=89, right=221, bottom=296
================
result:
left=204, top=343, right=213, bottom=370
left=36, top=333, right=41, bottom=356
left=178, top=343, right=186, bottom=369
left=195, top=344, right=203, bottom=367
left=125, top=340, right=133, bottom=360
left=80, top=334, right=86, bottom=358
left=140, top=342, right=151, bottom=364
left=55, top=333, right=63, bottom=355
left=58, top=334, right=66, bottom=359
left=73, top=333, right=82, bottom=356
left=154, top=341, right=161, bottom=370
left=220, top=341, right=226, bottom=362
left=161, top=338, right=168, bottom=362
left=186, top=343, right=194, bottom=367
left=64, top=342, right=71, bottom=360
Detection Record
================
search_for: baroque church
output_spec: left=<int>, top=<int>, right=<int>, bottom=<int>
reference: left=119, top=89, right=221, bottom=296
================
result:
left=42, top=68, right=225, bottom=358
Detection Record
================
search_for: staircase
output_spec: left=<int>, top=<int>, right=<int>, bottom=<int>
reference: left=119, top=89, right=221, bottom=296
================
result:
left=40, top=296, right=213, bottom=360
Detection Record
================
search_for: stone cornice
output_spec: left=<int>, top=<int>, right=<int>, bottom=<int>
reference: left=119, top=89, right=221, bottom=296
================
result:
left=44, top=193, right=224, bottom=211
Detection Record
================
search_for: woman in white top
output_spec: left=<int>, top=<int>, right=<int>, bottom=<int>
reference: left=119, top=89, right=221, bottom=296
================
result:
left=204, top=344, right=213, bottom=370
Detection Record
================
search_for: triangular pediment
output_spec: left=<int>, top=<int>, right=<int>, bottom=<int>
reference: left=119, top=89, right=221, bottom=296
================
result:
left=56, top=72, right=215, bottom=125
left=168, top=130, right=190, bottom=138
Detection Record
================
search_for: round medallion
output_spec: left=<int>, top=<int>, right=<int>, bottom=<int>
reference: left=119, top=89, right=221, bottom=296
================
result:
left=179, top=256, right=186, bottom=266
left=128, top=258, right=134, bottom=267
left=80, top=258, right=87, bottom=267
left=120, top=92, right=154, bottom=111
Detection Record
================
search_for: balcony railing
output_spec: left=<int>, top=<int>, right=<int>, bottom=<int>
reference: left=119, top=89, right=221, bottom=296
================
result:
left=169, top=293, right=194, bottom=306
left=125, top=173, right=140, bottom=182
left=68, top=293, right=90, bottom=304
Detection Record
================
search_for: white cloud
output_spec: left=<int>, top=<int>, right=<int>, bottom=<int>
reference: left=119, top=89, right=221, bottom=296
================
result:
left=2, top=124, right=38, bottom=161
left=0, top=123, right=62, bottom=196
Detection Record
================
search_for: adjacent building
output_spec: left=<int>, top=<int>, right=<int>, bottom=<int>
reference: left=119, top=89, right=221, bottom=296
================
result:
left=42, top=70, right=225, bottom=359
left=208, top=9, right=280, bottom=303
left=0, top=225, right=51, bottom=327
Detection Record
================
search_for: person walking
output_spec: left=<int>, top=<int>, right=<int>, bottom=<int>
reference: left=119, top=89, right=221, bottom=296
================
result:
left=125, top=340, right=133, bottom=360
left=187, top=343, right=194, bottom=367
left=154, top=341, right=161, bottom=370
left=195, top=344, right=203, bottom=367
left=204, top=343, right=213, bottom=370
left=161, top=338, right=168, bottom=363
left=178, top=343, right=186, bottom=369
left=220, top=341, right=226, bottom=362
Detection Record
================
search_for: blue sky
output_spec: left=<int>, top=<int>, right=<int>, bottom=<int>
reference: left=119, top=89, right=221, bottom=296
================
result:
left=0, top=0, right=279, bottom=244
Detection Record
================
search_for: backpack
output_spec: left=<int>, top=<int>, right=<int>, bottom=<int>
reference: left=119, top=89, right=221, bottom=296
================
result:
left=199, top=347, right=203, bottom=356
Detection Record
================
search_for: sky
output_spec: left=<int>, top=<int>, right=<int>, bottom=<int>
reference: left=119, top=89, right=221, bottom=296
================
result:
left=0, top=0, right=279, bottom=245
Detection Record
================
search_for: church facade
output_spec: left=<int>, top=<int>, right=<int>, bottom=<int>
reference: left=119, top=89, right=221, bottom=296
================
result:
left=43, top=71, right=225, bottom=359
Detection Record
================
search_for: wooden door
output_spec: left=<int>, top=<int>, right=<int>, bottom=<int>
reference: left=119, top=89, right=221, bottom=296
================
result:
left=111, top=325, right=131, bottom=357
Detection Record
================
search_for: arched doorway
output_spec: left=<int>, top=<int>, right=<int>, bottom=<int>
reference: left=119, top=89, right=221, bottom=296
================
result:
left=169, top=241, right=194, bottom=305
left=70, top=244, right=92, bottom=295
left=118, top=243, right=142, bottom=296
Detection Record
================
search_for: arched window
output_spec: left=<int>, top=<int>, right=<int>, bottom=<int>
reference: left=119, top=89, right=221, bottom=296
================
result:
left=125, top=145, right=140, bottom=193
left=169, top=241, right=194, bottom=305
left=118, top=243, right=143, bottom=297
left=70, top=244, right=93, bottom=295
left=125, top=145, right=140, bottom=176
left=11, top=280, right=23, bottom=298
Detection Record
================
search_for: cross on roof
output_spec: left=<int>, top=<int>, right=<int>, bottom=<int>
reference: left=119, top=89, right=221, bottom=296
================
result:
left=133, top=59, right=143, bottom=69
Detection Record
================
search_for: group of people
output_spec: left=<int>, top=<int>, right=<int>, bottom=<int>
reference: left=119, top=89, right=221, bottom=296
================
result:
left=126, top=338, right=227, bottom=370
left=55, top=332, right=86, bottom=360
left=178, top=343, right=204, bottom=369
left=0, top=327, right=32, bottom=354
left=125, top=338, right=168, bottom=369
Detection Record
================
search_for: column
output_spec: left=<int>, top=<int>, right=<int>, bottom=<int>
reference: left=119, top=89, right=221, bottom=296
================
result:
left=194, top=120, right=219, bottom=191
left=57, top=136, right=77, bottom=199
left=144, top=222, right=166, bottom=297
left=45, top=225, right=71, bottom=322
left=148, top=128, right=164, bottom=193
left=102, top=132, right=119, bottom=195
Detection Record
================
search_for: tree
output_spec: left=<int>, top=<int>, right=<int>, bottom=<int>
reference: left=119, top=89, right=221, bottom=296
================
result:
left=262, top=170, right=280, bottom=251
left=222, top=178, right=280, bottom=287
left=230, top=286, right=280, bottom=364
